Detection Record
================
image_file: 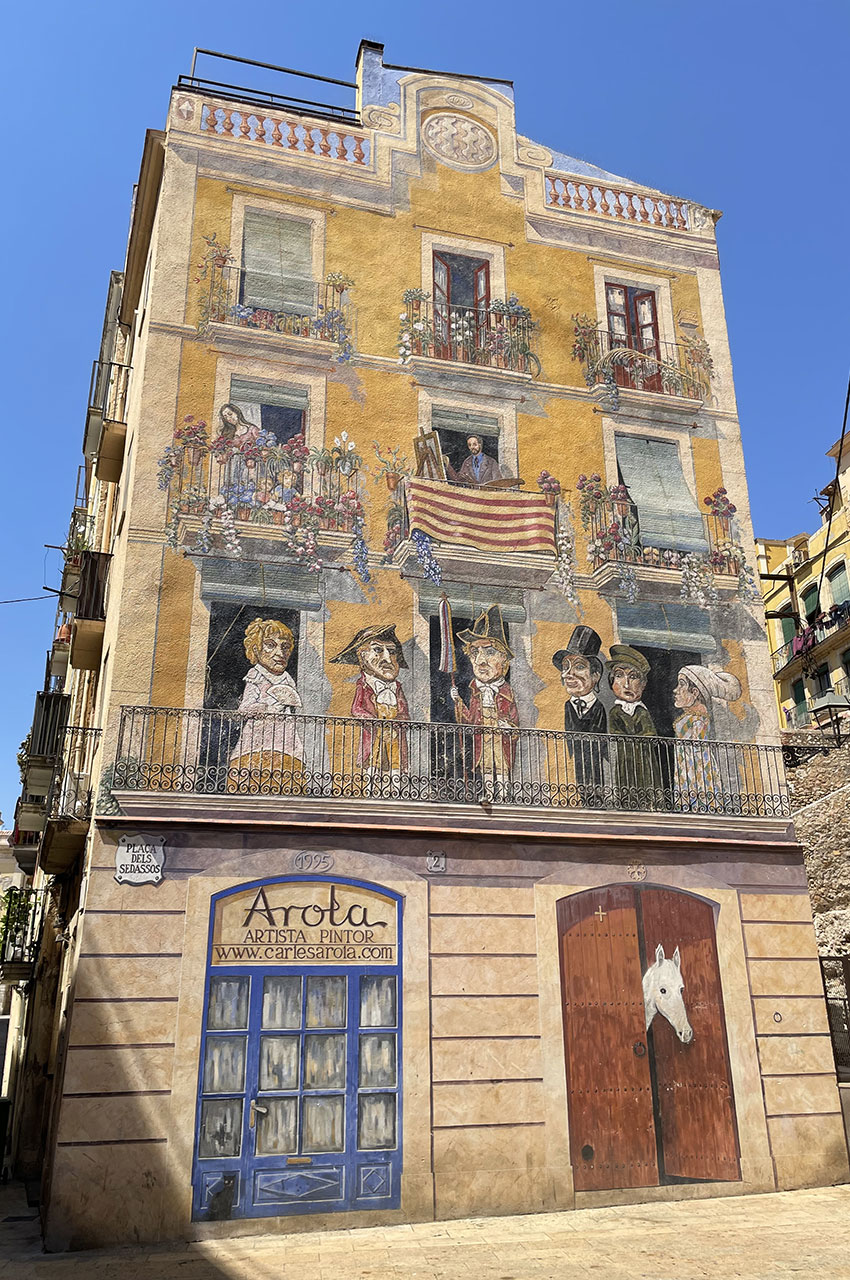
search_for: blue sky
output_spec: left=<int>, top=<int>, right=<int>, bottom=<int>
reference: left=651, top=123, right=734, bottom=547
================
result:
left=1, top=0, right=847, bottom=823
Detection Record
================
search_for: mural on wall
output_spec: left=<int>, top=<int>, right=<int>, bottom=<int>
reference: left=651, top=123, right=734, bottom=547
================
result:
left=330, top=625, right=410, bottom=781
left=558, top=885, right=740, bottom=1192
left=450, top=606, right=519, bottom=800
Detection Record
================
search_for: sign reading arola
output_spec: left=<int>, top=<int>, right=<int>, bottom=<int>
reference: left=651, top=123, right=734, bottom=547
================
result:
left=211, top=881, right=399, bottom=965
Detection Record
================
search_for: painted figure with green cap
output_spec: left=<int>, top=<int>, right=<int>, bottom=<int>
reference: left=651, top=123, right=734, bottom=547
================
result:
left=607, top=644, right=663, bottom=806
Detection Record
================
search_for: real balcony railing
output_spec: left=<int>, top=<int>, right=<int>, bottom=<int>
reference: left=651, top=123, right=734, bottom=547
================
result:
left=0, top=887, right=43, bottom=984
left=85, top=360, right=132, bottom=483
left=586, top=494, right=741, bottom=575
left=203, top=266, right=354, bottom=355
left=113, top=706, right=789, bottom=820
left=400, top=296, right=540, bottom=376
left=771, top=601, right=850, bottom=674
left=40, top=725, right=101, bottom=874
left=582, top=328, right=711, bottom=402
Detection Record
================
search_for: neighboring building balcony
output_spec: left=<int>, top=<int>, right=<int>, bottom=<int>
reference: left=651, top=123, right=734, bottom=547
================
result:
left=110, top=706, right=790, bottom=827
left=785, top=676, right=850, bottom=730
left=771, top=600, right=850, bottom=674
left=83, top=360, right=132, bottom=483
left=202, top=265, right=354, bottom=359
left=69, top=550, right=111, bottom=671
left=40, top=725, right=102, bottom=874
left=0, top=887, right=43, bottom=985
left=398, top=295, right=540, bottom=377
left=577, top=327, right=711, bottom=405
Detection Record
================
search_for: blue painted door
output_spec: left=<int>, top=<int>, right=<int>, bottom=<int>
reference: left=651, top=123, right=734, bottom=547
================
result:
left=192, top=964, right=401, bottom=1219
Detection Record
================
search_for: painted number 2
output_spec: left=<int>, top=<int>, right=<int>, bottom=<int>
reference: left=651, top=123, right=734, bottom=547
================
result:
left=426, top=853, right=446, bottom=873
left=293, top=852, right=335, bottom=873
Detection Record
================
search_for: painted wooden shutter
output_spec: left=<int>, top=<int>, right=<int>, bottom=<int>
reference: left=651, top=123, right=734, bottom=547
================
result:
left=558, top=886, right=659, bottom=1191
left=433, top=252, right=451, bottom=354
left=241, top=211, right=314, bottom=313
left=473, top=261, right=490, bottom=310
left=639, top=888, right=740, bottom=1183
left=615, top=435, right=709, bottom=554
left=633, top=290, right=660, bottom=359
left=605, top=284, right=629, bottom=346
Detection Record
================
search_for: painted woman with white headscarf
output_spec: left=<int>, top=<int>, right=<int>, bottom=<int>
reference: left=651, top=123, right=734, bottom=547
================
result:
left=672, top=666, right=742, bottom=813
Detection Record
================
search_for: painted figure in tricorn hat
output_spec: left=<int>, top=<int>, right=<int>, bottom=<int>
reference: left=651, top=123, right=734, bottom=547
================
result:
left=451, top=605, right=519, bottom=797
left=330, top=624, right=409, bottom=775
left=607, top=644, right=663, bottom=807
left=552, top=625, right=607, bottom=804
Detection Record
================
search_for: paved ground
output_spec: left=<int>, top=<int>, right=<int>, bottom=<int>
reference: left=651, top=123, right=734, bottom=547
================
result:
left=2, top=1183, right=850, bottom=1278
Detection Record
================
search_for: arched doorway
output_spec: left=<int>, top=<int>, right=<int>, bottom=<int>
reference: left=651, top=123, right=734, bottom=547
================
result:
left=557, top=884, right=740, bottom=1191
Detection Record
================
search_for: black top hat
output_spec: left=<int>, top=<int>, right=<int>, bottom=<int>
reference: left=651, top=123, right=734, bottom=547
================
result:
left=330, top=624, right=409, bottom=667
left=456, top=605, right=513, bottom=658
left=552, top=625, right=604, bottom=670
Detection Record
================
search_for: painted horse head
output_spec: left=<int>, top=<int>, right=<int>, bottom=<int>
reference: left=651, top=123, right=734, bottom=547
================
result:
left=643, top=943, right=693, bottom=1044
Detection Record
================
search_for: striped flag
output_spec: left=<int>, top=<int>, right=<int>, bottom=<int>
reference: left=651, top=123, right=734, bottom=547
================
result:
left=407, top=479, right=556, bottom=556
left=438, top=593, right=456, bottom=675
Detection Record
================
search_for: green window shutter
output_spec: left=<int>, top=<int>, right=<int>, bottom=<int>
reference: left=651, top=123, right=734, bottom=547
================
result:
left=241, top=211, right=314, bottom=313
left=827, top=561, right=849, bottom=606
left=229, top=378, right=309, bottom=412
left=779, top=611, right=796, bottom=644
left=802, top=584, right=819, bottom=621
left=614, top=435, right=709, bottom=554
left=791, top=678, right=806, bottom=709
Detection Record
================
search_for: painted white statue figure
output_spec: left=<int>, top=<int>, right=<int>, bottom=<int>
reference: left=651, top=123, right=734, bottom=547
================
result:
left=643, top=943, right=693, bottom=1044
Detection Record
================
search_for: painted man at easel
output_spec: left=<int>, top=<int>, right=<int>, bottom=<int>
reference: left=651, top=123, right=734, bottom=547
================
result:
left=449, top=605, right=519, bottom=800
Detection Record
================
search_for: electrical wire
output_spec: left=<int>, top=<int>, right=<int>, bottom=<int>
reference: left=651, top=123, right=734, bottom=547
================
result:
left=0, top=595, right=55, bottom=605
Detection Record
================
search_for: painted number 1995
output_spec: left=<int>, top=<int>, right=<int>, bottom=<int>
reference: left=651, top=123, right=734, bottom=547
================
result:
left=293, top=852, right=335, bottom=873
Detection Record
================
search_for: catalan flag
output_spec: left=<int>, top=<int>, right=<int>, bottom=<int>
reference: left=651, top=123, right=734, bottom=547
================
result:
left=406, top=479, right=556, bottom=556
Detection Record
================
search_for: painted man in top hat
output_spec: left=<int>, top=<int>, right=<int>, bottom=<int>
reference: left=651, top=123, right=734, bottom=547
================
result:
left=330, top=624, right=409, bottom=780
left=552, top=625, right=608, bottom=804
left=450, top=605, right=519, bottom=798
left=607, top=644, right=662, bottom=806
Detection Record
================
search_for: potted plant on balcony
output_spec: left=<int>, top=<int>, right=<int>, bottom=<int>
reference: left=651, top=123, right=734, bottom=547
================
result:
left=173, top=415, right=209, bottom=467
left=332, top=431, right=362, bottom=477
left=398, top=290, right=433, bottom=364
left=326, top=271, right=355, bottom=296
left=537, top=470, right=562, bottom=508
left=195, top=233, right=234, bottom=331
left=373, top=442, right=410, bottom=492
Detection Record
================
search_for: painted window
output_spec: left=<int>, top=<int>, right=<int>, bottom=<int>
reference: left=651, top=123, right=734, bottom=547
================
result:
left=615, top=435, right=709, bottom=554
left=229, top=377, right=308, bottom=448
left=430, top=406, right=501, bottom=479
left=605, top=283, right=662, bottom=392
left=432, top=251, right=490, bottom=360
left=193, top=878, right=402, bottom=1222
left=827, top=562, right=849, bottom=606
left=241, top=211, right=314, bottom=313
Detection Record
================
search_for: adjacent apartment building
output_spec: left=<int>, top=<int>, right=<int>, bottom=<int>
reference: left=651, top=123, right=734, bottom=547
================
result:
left=6, top=41, right=847, bottom=1251
left=757, top=437, right=850, bottom=730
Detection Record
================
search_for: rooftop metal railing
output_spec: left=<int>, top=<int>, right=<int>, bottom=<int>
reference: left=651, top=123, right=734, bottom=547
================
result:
left=112, top=706, right=789, bottom=819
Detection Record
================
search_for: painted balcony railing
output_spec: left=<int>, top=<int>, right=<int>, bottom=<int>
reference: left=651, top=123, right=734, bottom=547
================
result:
left=545, top=175, right=690, bottom=231
left=164, top=444, right=362, bottom=537
left=203, top=266, right=354, bottom=356
left=400, top=297, right=540, bottom=375
left=48, top=726, right=101, bottom=823
left=112, top=706, right=790, bottom=820
left=199, top=104, right=368, bottom=162
left=581, top=328, right=711, bottom=402
left=586, top=496, right=740, bottom=574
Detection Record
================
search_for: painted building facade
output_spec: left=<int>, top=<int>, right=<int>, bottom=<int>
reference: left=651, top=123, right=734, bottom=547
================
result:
left=7, top=41, right=848, bottom=1250
left=756, top=436, right=850, bottom=730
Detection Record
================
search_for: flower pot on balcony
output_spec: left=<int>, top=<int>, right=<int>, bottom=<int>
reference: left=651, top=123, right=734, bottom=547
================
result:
left=385, top=473, right=401, bottom=493
left=237, top=505, right=252, bottom=522
left=186, top=446, right=203, bottom=467
left=543, top=491, right=558, bottom=508
left=272, top=510, right=286, bottom=526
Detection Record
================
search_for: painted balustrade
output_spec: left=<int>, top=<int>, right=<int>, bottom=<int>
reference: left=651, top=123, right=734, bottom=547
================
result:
left=546, top=175, right=690, bottom=230
left=200, top=103, right=369, bottom=164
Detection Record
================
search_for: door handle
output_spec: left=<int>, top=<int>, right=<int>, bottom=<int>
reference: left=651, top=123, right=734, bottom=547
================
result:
left=249, top=1099, right=268, bottom=1128
left=633, top=1040, right=646, bottom=1057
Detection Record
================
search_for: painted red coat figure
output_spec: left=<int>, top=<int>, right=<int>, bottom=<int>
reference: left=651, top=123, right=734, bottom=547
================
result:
left=330, top=623, right=410, bottom=774
left=351, top=672, right=410, bottom=769
left=454, top=680, right=519, bottom=771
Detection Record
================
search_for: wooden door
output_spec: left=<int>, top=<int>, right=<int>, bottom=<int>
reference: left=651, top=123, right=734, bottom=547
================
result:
left=558, top=886, right=659, bottom=1191
left=639, top=888, right=740, bottom=1181
left=632, top=291, right=661, bottom=391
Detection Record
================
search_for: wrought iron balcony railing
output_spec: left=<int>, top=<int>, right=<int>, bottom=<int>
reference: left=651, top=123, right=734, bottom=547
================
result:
left=581, top=328, right=711, bottom=401
left=585, top=494, right=741, bottom=575
left=48, top=725, right=101, bottom=823
left=203, top=265, right=353, bottom=354
left=112, top=706, right=789, bottom=820
left=771, top=602, right=850, bottom=673
left=399, top=296, right=540, bottom=375
left=89, top=360, right=131, bottom=426
left=0, top=887, right=43, bottom=982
